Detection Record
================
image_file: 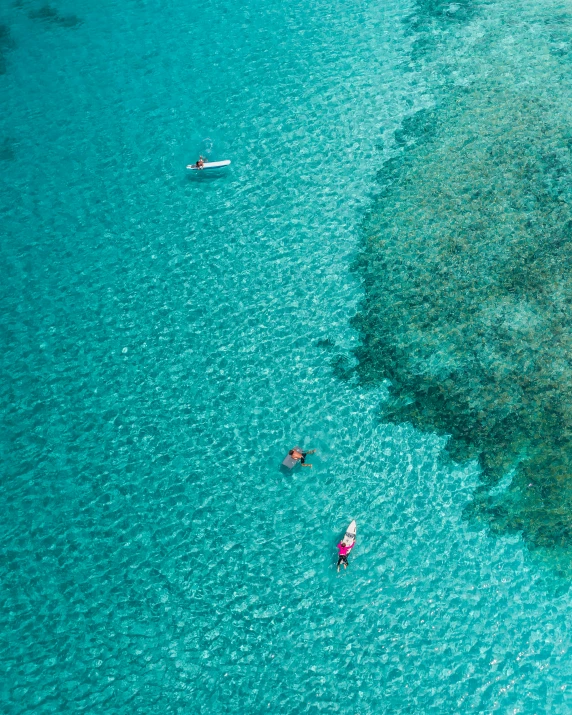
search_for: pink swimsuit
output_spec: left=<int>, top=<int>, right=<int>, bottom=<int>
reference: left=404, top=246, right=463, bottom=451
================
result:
left=337, top=541, right=354, bottom=556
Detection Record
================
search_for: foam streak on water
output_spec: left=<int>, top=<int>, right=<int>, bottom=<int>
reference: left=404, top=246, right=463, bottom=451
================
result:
left=1, top=0, right=572, bottom=713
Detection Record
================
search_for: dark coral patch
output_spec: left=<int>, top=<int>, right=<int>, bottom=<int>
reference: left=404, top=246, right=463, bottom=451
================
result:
left=315, top=337, right=336, bottom=350
left=0, top=138, right=15, bottom=161
left=353, top=85, right=572, bottom=554
left=0, top=24, right=15, bottom=74
left=404, top=0, right=476, bottom=61
left=28, top=5, right=81, bottom=27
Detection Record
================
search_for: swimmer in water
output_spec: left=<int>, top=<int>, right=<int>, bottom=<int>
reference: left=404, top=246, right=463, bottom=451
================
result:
left=288, top=448, right=316, bottom=468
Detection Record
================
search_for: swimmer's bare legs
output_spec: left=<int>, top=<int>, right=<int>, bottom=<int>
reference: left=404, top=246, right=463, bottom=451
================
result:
left=301, top=449, right=317, bottom=467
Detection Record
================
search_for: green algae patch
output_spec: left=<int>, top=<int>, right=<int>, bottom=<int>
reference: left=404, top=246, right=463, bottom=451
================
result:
left=354, top=86, right=572, bottom=552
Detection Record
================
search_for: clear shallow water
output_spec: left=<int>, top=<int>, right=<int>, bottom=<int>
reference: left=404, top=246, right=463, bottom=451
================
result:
left=1, top=0, right=572, bottom=713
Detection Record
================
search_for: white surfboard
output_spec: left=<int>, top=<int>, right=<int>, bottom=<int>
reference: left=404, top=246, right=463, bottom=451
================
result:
left=342, top=520, right=356, bottom=546
left=186, top=160, right=231, bottom=170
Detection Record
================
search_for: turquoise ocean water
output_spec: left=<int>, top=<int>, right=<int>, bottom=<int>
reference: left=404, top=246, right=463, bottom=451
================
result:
left=2, top=0, right=572, bottom=712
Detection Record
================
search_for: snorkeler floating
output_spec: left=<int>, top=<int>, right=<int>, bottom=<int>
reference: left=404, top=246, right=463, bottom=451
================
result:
left=281, top=447, right=316, bottom=469
left=290, top=447, right=316, bottom=467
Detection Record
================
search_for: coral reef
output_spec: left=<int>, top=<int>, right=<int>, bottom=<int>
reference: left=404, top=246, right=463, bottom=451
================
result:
left=353, top=82, right=572, bottom=552
left=28, top=5, right=81, bottom=28
left=0, top=24, right=15, bottom=74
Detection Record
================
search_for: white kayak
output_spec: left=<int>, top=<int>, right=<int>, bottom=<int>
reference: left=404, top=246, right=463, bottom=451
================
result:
left=342, top=520, right=356, bottom=546
left=186, top=160, right=231, bottom=170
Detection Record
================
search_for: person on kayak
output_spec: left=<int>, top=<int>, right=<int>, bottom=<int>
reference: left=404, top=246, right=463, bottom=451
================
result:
left=337, top=539, right=355, bottom=572
left=196, top=156, right=205, bottom=169
left=288, top=447, right=316, bottom=468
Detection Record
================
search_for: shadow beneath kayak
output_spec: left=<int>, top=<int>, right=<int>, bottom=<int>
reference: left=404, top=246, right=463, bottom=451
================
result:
left=186, top=170, right=231, bottom=183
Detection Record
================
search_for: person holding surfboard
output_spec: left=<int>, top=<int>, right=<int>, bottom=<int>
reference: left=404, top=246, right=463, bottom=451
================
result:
left=337, top=520, right=356, bottom=572
left=336, top=540, right=354, bottom=571
left=196, top=156, right=205, bottom=169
